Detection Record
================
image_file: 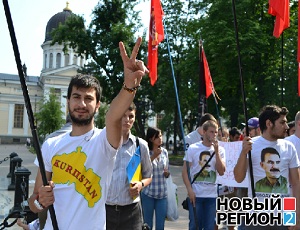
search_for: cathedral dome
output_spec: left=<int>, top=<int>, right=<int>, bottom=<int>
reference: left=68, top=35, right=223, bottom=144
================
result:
left=44, top=3, right=74, bottom=42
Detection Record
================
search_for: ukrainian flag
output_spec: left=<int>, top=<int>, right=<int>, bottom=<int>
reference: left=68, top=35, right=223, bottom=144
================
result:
left=126, top=146, right=142, bottom=185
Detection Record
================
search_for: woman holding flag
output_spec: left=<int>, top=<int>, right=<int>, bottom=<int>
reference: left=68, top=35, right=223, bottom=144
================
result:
left=141, top=127, right=170, bottom=230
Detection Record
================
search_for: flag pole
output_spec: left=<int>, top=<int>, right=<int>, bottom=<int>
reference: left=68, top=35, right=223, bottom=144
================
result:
left=163, top=18, right=199, bottom=230
left=162, top=19, right=187, bottom=167
left=2, top=0, right=59, bottom=228
left=231, top=0, right=255, bottom=197
left=198, top=40, right=206, bottom=122
left=281, top=33, right=284, bottom=107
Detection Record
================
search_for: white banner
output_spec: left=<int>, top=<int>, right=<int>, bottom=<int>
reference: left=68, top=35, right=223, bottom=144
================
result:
left=216, top=141, right=248, bottom=187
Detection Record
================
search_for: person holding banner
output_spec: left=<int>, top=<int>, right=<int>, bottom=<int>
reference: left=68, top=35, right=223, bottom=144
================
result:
left=182, top=120, right=226, bottom=230
left=234, top=105, right=300, bottom=229
left=28, top=37, right=150, bottom=230
left=106, top=102, right=152, bottom=230
left=141, top=126, right=170, bottom=230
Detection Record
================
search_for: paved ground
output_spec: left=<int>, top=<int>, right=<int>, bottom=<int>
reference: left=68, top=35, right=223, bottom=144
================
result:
left=0, top=144, right=229, bottom=230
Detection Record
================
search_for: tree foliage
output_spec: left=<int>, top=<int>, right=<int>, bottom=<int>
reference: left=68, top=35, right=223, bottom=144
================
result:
left=50, top=0, right=300, bottom=146
left=35, top=88, right=64, bottom=139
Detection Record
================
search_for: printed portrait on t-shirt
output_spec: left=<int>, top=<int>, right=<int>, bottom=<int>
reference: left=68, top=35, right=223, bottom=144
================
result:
left=194, top=151, right=216, bottom=183
left=255, top=147, right=288, bottom=194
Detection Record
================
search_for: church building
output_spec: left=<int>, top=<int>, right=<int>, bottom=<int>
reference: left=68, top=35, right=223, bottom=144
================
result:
left=0, top=4, right=84, bottom=144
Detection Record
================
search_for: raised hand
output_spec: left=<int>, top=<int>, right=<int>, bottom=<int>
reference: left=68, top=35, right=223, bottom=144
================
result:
left=119, top=37, right=149, bottom=89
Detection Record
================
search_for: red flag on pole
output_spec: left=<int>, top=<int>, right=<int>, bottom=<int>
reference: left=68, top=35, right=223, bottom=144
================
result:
left=268, top=0, right=290, bottom=38
left=148, top=0, right=164, bottom=86
left=298, top=0, right=300, bottom=96
left=200, top=48, right=214, bottom=98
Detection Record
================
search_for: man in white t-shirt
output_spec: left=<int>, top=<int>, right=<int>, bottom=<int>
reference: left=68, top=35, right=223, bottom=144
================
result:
left=28, top=38, right=149, bottom=230
left=234, top=105, right=300, bottom=229
left=182, top=113, right=217, bottom=229
left=285, top=111, right=300, bottom=159
left=182, top=120, right=226, bottom=230
left=184, top=113, right=217, bottom=149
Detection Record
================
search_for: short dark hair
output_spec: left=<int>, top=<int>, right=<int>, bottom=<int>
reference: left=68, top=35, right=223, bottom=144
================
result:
left=259, top=105, right=288, bottom=133
left=199, top=151, right=211, bottom=161
left=287, top=121, right=295, bottom=136
left=67, top=74, right=102, bottom=103
left=229, top=127, right=241, bottom=137
left=128, top=102, right=136, bottom=112
left=261, top=147, right=280, bottom=162
left=199, top=113, right=217, bottom=127
left=146, top=127, right=161, bottom=151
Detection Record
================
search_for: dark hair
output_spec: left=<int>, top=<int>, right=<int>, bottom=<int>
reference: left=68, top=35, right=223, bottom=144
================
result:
left=259, top=105, right=288, bottom=133
left=287, top=121, right=295, bottom=136
left=67, top=74, right=102, bottom=103
left=199, top=151, right=211, bottom=161
left=261, top=147, right=280, bottom=162
left=146, top=127, right=161, bottom=151
left=128, top=102, right=136, bottom=112
left=229, top=127, right=241, bottom=137
left=199, top=113, right=217, bottom=126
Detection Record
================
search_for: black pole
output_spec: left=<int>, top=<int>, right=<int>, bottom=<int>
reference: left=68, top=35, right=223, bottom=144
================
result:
left=2, top=1, right=59, bottom=229
left=281, top=33, right=284, bottom=107
left=231, top=0, right=255, bottom=197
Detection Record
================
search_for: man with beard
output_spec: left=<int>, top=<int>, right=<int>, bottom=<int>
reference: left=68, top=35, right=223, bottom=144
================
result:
left=28, top=38, right=149, bottom=230
left=234, top=105, right=300, bottom=229
left=255, top=147, right=287, bottom=193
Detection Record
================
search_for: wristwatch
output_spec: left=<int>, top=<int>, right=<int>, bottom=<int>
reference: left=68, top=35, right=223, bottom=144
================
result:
left=34, top=199, right=44, bottom=211
left=141, top=181, right=145, bottom=189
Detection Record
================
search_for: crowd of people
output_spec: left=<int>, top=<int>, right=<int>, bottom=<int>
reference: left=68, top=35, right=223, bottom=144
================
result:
left=19, top=37, right=299, bottom=230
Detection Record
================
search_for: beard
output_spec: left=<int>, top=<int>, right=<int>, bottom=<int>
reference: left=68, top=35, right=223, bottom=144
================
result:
left=69, top=108, right=96, bottom=126
left=270, top=126, right=286, bottom=139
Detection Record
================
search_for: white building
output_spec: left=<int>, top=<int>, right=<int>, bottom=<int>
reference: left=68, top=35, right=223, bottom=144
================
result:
left=0, top=4, right=84, bottom=144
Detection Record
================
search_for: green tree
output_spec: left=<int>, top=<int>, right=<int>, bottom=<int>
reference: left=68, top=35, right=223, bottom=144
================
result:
left=51, top=0, right=149, bottom=136
left=50, top=0, right=300, bottom=145
left=35, top=88, right=64, bottom=139
left=95, top=103, right=109, bottom=129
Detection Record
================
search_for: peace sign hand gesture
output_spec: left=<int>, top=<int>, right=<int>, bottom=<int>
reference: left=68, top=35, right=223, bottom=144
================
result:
left=119, top=37, right=149, bottom=89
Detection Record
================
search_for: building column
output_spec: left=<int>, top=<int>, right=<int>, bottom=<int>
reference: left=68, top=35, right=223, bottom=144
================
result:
left=23, top=110, right=29, bottom=135
left=8, top=104, right=14, bottom=135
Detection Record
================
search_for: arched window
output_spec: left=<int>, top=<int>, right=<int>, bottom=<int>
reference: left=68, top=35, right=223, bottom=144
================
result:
left=49, top=53, right=53, bottom=68
left=65, top=54, right=69, bottom=66
left=56, top=53, right=61, bottom=68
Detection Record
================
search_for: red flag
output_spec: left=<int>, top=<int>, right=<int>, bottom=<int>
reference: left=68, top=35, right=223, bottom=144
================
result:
left=148, top=0, right=164, bottom=86
left=268, top=0, right=290, bottom=38
left=200, top=48, right=214, bottom=98
left=298, top=0, right=300, bottom=96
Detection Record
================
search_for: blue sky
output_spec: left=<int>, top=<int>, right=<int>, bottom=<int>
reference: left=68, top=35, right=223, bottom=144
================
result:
left=0, top=0, right=149, bottom=76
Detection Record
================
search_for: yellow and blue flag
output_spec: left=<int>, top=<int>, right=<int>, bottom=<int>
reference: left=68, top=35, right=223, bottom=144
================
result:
left=126, top=145, right=142, bottom=184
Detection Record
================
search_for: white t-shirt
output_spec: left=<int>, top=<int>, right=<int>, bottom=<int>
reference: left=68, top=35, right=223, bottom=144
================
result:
left=285, top=134, right=300, bottom=160
left=34, top=127, right=117, bottom=230
left=184, top=129, right=202, bottom=149
left=184, top=141, right=225, bottom=198
left=248, top=136, right=300, bottom=200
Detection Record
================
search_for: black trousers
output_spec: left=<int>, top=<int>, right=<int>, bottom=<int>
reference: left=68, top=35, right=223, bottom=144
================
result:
left=106, top=203, right=142, bottom=230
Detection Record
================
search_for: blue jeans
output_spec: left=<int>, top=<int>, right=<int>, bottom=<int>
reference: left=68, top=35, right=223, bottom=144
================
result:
left=188, top=197, right=216, bottom=230
left=141, top=192, right=167, bottom=230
